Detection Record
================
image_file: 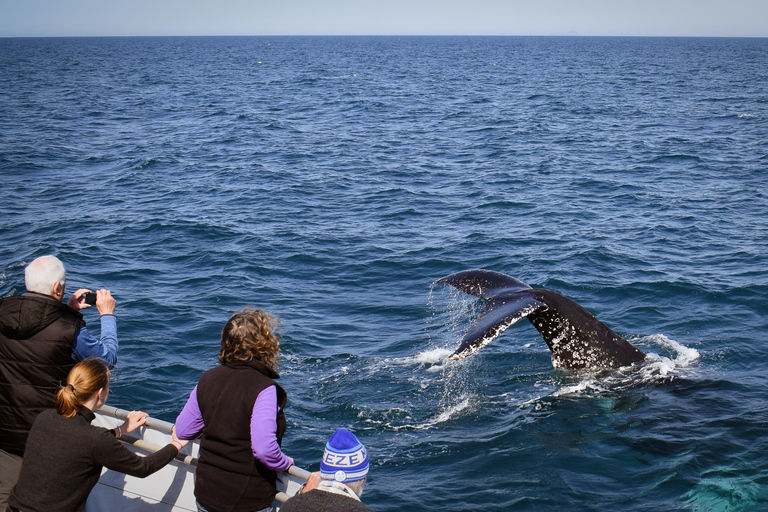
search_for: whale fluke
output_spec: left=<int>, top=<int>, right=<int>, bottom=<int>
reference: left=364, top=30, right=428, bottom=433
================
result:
left=434, top=269, right=533, bottom=299
left=434, top=270, right=646, bottom=370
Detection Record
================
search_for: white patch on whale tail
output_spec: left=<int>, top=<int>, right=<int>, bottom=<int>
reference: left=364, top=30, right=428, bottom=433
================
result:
left=544, top=334, right=701, bottom=398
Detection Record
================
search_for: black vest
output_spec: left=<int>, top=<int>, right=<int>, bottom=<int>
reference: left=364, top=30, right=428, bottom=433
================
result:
left=0, top=293, right=83, bottom=456
left=194, top=359, right=287, bottom=512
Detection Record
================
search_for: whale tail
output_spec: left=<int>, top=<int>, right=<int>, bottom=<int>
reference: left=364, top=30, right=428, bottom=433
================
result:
left=434, top=270, right=646, bottom=369
left=434, top=269, right=533, bottom=299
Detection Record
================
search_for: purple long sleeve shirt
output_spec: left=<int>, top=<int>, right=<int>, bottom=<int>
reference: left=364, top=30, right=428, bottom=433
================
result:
left=175, top=384, right=291, bottom=472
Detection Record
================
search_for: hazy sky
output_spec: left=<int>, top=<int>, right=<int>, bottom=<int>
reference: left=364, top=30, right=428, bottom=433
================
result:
left=1, top=0, right=766, bottom=38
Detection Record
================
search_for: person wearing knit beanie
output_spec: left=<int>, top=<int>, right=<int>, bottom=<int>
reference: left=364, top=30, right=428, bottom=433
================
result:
left=281, top=429, right=373, bottom=512
left=320, top=428, right=369, bottom=483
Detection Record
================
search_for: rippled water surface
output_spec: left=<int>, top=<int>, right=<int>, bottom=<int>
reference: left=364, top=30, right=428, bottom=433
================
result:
left=1, top=36, right=767, bottom=511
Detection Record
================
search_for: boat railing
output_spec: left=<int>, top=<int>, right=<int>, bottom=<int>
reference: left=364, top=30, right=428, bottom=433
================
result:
left=96, top=404, right=309, bottom=503
left=276, top=466, right=311, bottom=503
left=99, top=405, right=198, bottom=466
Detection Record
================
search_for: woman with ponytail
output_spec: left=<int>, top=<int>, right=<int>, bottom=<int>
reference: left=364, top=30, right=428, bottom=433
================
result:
left=7, top=358, right=187, bottom=512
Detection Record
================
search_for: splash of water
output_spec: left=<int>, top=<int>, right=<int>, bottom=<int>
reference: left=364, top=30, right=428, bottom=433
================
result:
left=549, top=333, right=701, bottom=398
left=642, top=333, right=700, bottom=373
left=361, top=346, right=476, bottom=431
left=404, top=347, right=455, bottom=366
left=360, top=394, right=474, bottom=431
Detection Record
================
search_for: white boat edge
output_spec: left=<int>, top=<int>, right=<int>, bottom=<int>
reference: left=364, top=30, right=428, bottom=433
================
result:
left=88, top=405, right=309, bottom=512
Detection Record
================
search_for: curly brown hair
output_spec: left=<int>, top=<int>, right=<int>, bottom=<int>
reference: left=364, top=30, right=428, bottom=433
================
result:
left=219, top=308, right=281, bottom=369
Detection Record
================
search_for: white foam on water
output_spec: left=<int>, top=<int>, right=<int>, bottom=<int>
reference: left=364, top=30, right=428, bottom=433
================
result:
left=552, top=378, right=608, bottom=397
left=411, top=347, right=455, bottom=365
left=639, top=333, right=700, bottom=378
left=361, top=341, right=476, bottom=430
left=384, top=347, right=455, bottom=373
left=361, top=395, right=473, bottom=431
left=537, top=334, right=701, bottom=399
left=430, top=396, right=472, bottom=426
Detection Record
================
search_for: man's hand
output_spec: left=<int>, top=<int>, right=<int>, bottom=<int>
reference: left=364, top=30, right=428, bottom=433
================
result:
left=95, top=289, right=116, bottom=315
left=67, top=289, right=92, bottom=311
left=303, top=472, right=322, bottom=493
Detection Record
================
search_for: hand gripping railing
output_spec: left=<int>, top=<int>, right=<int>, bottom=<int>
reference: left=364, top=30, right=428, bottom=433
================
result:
left=276, top=465, right=311, bottom=503
left=98, top=405, right=197, bottom=466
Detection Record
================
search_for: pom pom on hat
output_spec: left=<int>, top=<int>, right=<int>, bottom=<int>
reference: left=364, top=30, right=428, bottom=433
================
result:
left=320, top=429, right=369, bottom=483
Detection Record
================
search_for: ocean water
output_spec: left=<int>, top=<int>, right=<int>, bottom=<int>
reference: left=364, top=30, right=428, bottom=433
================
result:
left=1, top=36, right=767, bottom=511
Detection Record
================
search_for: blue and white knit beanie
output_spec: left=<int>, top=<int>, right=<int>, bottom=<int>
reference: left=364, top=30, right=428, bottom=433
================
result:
left=319, top=429, right=369, bottom=483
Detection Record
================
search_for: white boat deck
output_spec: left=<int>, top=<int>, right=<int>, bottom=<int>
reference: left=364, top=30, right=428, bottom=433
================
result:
left=88, top=405, right=308, bottom=511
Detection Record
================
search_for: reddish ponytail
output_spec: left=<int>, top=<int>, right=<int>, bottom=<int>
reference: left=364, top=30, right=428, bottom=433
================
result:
left=55, top=358, right=110, bottom=417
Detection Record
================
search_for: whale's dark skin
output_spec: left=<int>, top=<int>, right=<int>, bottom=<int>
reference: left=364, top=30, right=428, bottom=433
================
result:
left=434, top=269, right=646, bottom=370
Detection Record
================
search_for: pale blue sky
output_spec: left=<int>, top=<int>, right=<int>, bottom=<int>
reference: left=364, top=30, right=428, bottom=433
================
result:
left=1, top=0, right=766, bottom=38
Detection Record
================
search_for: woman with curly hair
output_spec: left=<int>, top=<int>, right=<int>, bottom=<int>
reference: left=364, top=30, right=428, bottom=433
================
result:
left=175, top=308, right=293, bottom=512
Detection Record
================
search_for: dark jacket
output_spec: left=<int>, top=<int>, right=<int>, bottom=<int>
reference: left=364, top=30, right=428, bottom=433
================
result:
left=195, top=359, right=287, bottom=512
left=0, top=292, right=83, bottom=455
left=280, top=489, right=373, bottom=512
left=8, top=407, right=178, bottom=512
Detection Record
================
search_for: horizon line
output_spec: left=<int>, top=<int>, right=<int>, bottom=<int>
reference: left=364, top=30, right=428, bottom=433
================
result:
left=2, top=33, right=767, bottom=39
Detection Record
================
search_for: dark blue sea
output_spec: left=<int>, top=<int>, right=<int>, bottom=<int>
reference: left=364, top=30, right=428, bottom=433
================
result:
left=1, top=36, right=767, bottom=511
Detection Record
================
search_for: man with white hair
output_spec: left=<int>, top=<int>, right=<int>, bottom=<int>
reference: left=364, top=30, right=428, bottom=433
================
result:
left=281, top=428, right=373, bottom=512
left=0, top=255, right=119, bottom=508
